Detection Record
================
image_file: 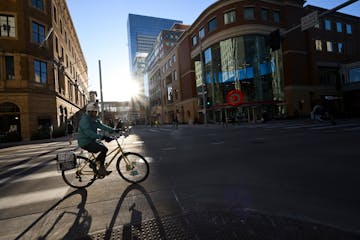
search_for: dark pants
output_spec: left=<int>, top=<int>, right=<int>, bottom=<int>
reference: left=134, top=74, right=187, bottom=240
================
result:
left=81, top=141, right=108, bottom=165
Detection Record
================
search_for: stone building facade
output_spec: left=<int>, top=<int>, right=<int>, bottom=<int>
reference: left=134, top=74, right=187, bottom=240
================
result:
left=0, top=0, right=88, bottom=141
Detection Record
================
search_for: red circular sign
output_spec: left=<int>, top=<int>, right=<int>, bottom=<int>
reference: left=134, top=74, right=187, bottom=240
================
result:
left=226, top=90, right=244, bottom=106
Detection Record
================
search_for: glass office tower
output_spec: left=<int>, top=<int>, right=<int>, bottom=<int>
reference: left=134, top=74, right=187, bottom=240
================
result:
left=127, top=14, right=182, bottom=77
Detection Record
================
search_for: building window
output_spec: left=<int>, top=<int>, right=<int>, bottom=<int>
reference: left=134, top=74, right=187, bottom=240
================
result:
left=167, top=84, right=173, bottom=102
left=32, top=22, right=45, bottom=44
left=244, top=7, right=255, bottom=20
left=34, top=60, right=47, bottom=84
left=314, top=21, right=320, bottom=29
left=273, top=10, right=280, bottom=23
left=208, top=18, right=217, bottom=32
left=319, top=68, right=337, bottom=86
left=199, top=27, right=205, bottom=39
left=224, top=10, right=236, bottom=24
left=325, top=19, right=331, bottom=31
left=326, top=41, right=333, bottom=52
left=338, top=42, right=343, bottom=53
left=172, top=55, right=176, bottom=63
left=192, top=35, right=197, bottom=46
left=315, top=40, right=322, bottom=51
left=55, top=36, right=58, bottom=53
left=336, top=22, right=342, bottom=32
left=346, top=24, right=352, bottom=34
left=5, top=56, right=15, bottom=80
left=261, top=8, right=269, bottom=21
left=173, top=70, right=177, bottom=81
left=31, top=0, right=44, bottom=11
left=349, top=67, right=360, bottom=84
left=0, top=15, right=16, bottom=37
left=53, top=6, right=57, bottom=22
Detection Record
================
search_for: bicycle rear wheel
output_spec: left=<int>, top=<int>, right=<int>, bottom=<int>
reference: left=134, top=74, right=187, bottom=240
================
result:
left=116, top=152, right=149, bottom=183
left=62, top=155, right=96, bottom=188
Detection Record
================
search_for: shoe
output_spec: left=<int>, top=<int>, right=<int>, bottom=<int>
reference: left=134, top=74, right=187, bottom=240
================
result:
left=89, top=161, right=97, bottom=171
left=97, top=165, right=112, bottom=178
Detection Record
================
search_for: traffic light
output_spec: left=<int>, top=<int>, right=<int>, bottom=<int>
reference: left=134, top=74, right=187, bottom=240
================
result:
left=206, top=97, right=212, bottom=108
left=268, top=29, right=281, bottom=51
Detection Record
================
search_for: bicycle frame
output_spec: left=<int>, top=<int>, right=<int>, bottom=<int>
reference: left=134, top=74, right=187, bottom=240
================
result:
left=87, top=136, right=131, bottom=169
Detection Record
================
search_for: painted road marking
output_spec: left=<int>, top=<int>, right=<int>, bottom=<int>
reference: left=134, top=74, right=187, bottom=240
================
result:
left=0, top=187, right=68, bottom=210
left=161, top=147, right=176, bottom=151
left=0, top=169, right=59, bottom=185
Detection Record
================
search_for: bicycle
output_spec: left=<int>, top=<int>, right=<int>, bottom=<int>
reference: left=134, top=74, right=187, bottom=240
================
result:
left=56, top=129, right=149, bottom=188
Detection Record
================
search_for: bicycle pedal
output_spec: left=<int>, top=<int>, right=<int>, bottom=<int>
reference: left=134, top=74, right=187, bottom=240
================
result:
left=97, top=170, right=112, bottom=179
left=97, top=174, right=105, bottom=179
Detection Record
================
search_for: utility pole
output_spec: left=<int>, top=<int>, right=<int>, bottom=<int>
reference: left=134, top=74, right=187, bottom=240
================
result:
left=98, top=60, right=105, bottom=122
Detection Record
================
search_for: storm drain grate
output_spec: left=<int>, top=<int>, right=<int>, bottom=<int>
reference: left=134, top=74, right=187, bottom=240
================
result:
left=88, top=210, right=360, bottom=240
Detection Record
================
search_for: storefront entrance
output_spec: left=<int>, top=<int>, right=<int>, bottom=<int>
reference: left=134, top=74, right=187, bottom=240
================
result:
left=0, top=102, right=21, bottom=142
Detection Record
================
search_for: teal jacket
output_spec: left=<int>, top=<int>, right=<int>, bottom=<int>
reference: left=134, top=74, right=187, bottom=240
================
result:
left=77, top=112, right=115, bottom=147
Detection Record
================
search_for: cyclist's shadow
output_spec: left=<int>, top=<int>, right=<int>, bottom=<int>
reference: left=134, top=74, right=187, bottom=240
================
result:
left=105, top=184, right=167, bottom=240
left=15, top=189, right=91, bottom=240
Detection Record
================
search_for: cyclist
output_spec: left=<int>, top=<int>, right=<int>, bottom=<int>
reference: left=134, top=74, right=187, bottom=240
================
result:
left=78, top=102, right=119, bottom=177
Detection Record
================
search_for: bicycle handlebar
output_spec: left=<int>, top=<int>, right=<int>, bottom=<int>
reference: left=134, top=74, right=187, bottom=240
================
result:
left=102, top=127, right=131, bottom=142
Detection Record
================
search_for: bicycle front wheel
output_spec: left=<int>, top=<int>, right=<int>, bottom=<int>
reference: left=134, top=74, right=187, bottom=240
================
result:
left=62, top=155, right=96, bottom=188
left=116, top=152, right=149, bottom=183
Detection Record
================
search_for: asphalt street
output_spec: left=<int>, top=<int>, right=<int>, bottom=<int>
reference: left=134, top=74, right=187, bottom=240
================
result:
left=0, top=119, right=359, bottom=239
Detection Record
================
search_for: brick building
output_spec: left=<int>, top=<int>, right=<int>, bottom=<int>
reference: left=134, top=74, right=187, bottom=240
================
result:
left=147, top=0, right=360, bottom=124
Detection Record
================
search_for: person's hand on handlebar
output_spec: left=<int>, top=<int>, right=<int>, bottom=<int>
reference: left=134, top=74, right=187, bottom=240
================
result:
left=101, top=135, right=113, bottom=142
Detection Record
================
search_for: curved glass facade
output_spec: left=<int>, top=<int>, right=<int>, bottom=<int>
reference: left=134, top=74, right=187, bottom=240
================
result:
left=195, top=35, right=284, bottom=123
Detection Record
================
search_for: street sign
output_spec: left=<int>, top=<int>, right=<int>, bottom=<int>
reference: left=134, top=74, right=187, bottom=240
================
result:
left=301, top=11, right=318, bottom=31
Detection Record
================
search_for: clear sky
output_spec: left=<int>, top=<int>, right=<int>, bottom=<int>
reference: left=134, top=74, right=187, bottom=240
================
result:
left=66, top=0, right=360, bottom=102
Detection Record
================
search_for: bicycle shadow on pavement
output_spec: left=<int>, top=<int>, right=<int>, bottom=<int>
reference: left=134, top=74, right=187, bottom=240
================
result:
left=15, top=188, right=91, bottom=240
left=104, top=183, right=166, bottom=240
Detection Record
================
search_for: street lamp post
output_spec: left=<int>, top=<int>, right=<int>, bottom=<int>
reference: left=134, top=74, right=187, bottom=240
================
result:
left=98, top=60, right=105, bottom=122
left=199, top=37, right=207, bottom=125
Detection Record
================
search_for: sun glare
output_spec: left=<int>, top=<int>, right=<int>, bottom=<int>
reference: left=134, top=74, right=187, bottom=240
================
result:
left=119, top=79, right=140, bottom=101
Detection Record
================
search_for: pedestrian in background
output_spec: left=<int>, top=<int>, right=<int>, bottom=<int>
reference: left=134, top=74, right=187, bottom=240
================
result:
left=173, top=116, right=178, bottom=129
left=49, top=124, right=54, bottom=139
left=67, top=121, right=74, bottom=145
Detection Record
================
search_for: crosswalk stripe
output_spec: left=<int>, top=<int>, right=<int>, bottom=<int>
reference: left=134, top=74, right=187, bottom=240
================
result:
left=0, top=169, right=60, bottom=185
left=0, top=187, right=68, bottom=210
left=283, top=123, right=330, bottom=129
left=9, top=161, right=56, bottom=170
left=310, top=123, right=359, bottom=130
left=161, top=147, right=176, bottom=151
left=344, top=126, right=360, bottom=131
left=0, top=154, right=55, bottom=163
